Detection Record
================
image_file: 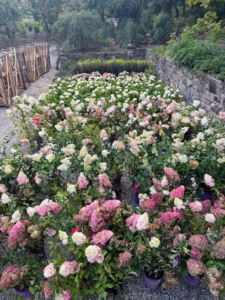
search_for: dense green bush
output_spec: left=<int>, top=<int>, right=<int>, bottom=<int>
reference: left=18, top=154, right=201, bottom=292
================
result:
left=153, top=13, right=173, bottom=44
left=168, top=39, right=225, bottom=80
left=72, top=59, right=155, bottom=76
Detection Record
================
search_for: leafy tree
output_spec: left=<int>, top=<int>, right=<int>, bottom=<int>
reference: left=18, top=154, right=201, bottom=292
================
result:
left=26, top=0, right=64, bottom=35
left=186, top=0, right=225, bottom=7
left=0, top=0, right=23, bottom=43
left=52, top=10, right=102, bottom=50
left=153, top=12, right=173, bottom=43
left=83, top=0, right=109, bottom=22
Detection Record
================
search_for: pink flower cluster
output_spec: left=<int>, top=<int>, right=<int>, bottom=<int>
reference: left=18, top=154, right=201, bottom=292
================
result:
left=17, top=171, right=29, bottom=185
left=189, top=201, right=202, bottom=212
left=160, top=210, right=181, bottom=226
left=43, top=263, right=56, bottom=278
left=164, top=167, right=180, bottom=184
left=125, top=214, right=139, bottom=231
left=77, top=172, right=89, bottom=190
left=34, top=201, right=61, bottom=216
left=211, top=240, right=225, bottom=259
left=152, top=178, right=162, bottom=192
left=0, top=216, right=11, bottom=233
left=98, top=173, right=112, bottom=188
left=204, top=174, right=215, bottom=188
left=74, top=201, right=99, bottom=223
left=189, top=235, right=208, bottom=251
left=0, top=265, right=26, bottom=288
left=0, top=184, right=7, bottom=193
left=91, top=230, right=113, bottom=246
left=74, top=200, right=121, bottom=233
left=119, top=251, right=132, bottom=268
left=187, top=259, right=206, bottom=277
left=191, top=248, right=204, bottom=260
left=59, top=261, right=80, bottom=277
left=8, top=220, right=31, bottom=249
left=169, top=185, right=185, bottom=200
left=140, top=200, right=155, bottom=215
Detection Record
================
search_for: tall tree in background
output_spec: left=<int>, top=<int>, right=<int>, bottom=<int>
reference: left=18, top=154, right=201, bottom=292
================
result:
left=27, top=0, right=64, bottom=35
left=0, top=0, right=23, bottom=43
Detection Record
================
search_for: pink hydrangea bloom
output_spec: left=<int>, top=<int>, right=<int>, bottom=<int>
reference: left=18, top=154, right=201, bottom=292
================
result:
left=44, top=280, right=51, bottom=299
left=17, top=171, right=29, bottom=185
left=0, top=216, right=11, bottom=233
left=73, top=201, right=99, bottom=223
left=161, top=176, right=168, bottom=188
left=62, top=291, right=72, bottom=300
left=91, top=230, right=113, bottom=246
left=32, top=117, right=40, bottom=126
left=44, top=228, right=56, bottom=237
left=47, top=202, right=61, bottom=214
left=191, top=248, right=203, bottom=260
left=164, top=167, right=180, bottom=184
left=119, top=252, right=132, bottom=268
left=160, top=211, right=180, bottom=225
left=211, top=208, right=225, bottom=218
left=90, top=210, right=107, bottom=233
left=100, top=129, right=108, bottom=140
left=140, top=199, right=155, bottom=215
left=189, top=235, right=208, bottom=251
left=152, top=178, right=162, bottom=192
left=43, top=263, right=56, bottom=278
left=151, top=192, right=164, bottom=205
left=98, top=173, right=112, bottom=188
left=169, top=185, right=185, bottom=200
left=212, top=240, right=225, bottom=259
left=8, top=221, right=30, bottom=249
left=0, top=265, right=26, bottom=289
left=204, top=174, right=215, bottom=187
left=85, top=245, right=104, bottom=263
left=59, top=261, right=80, bottom=277
left=126, top=214, right=139, bottom=231
left=189, top=201, right=202, bottom=212
left=99, top=200, right=121, bottom=219
left=34, top=172, right=42, bottom=184
left=205, top=213, right=215, bottom=223
left=0, top=184, right=7, bottom=193
left=35, top=205, right=51, bottom=216
left=187, top=259, right=206, bottom=277
left=77, top=172, right=89, bottom=190
left=201, top=200, right=211, bottom=212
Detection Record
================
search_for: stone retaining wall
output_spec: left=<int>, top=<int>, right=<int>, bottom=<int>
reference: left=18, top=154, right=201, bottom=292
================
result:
left=147, top=49, right=225, bottom=115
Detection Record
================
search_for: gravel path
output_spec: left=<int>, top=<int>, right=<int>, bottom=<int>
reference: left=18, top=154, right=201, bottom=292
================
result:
left=0, top=48, right=219, bottom=299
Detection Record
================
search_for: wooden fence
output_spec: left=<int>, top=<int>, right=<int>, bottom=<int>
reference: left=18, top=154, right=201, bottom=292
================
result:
left=0, top=43, right=51, bottom=107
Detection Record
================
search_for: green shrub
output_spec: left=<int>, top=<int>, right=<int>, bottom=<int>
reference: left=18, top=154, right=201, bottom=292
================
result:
left=168, top=39, right=225, bottom=80
left=153, top=13, right=173, bottom=44
left=72, top=59, right=154, bottom=76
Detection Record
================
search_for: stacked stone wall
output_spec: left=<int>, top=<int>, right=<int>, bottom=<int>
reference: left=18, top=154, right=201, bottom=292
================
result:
left=147, top=49, right=225, bottom=115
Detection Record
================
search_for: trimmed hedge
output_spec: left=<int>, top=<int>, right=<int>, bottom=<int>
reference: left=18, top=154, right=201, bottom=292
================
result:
left=72, top=59, right=155, bottom=76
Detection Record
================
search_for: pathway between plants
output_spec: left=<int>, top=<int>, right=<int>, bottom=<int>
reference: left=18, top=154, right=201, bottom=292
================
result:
left=0, top=46, right=58, bottom=155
